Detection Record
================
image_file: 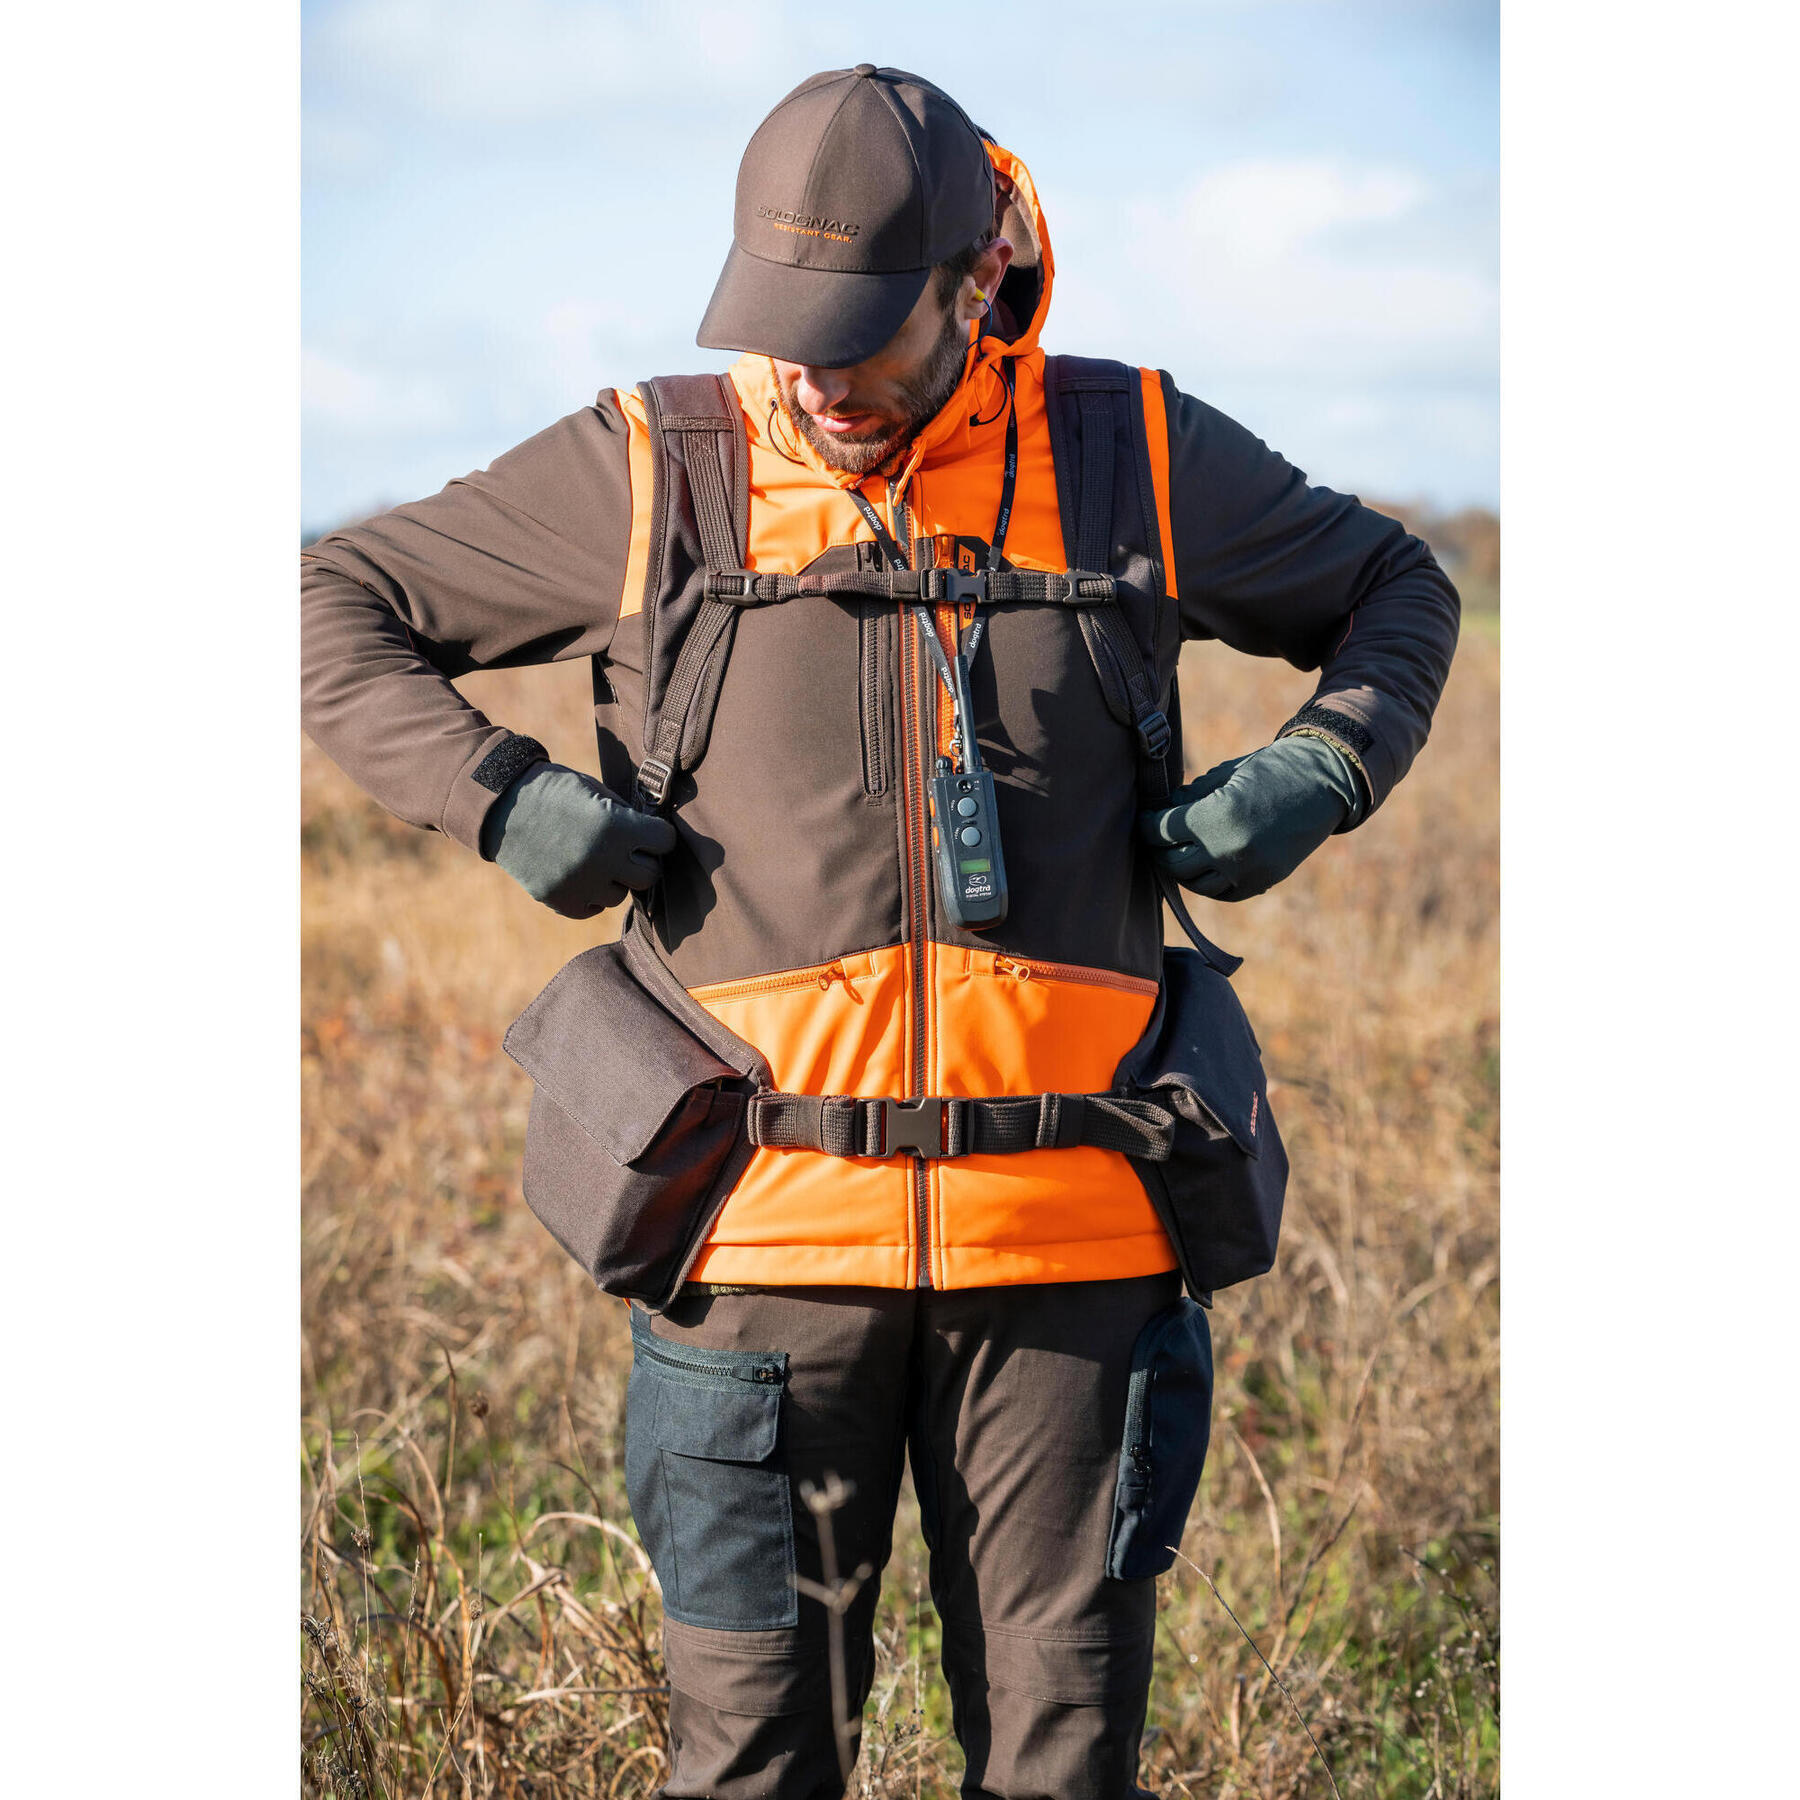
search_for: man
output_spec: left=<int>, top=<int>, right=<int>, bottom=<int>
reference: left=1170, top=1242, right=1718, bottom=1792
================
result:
left=302, top=64, right=1457, bottom=1800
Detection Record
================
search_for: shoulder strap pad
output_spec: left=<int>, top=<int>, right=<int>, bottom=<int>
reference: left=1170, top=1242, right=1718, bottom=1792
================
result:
left=1042, top=355, right=1179, bottom=802
left=631, top=374, right=750, bottom=808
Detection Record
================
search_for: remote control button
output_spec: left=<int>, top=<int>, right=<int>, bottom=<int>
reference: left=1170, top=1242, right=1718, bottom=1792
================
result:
left=958, top=826, right=982, bottom=847
left=955, top=796, right=979, bottom=817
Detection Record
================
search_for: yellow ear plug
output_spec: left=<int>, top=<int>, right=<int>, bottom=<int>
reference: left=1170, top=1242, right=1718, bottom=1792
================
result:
left=972, top=288, right=988, bottom=304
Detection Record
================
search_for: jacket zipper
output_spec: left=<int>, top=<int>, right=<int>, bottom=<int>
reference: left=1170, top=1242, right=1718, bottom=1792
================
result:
left=892, top=475, right=936, bottom=1289
left=991, top=954, right=1160, bottom=997
left=689, top=958, right=860, bottom=1004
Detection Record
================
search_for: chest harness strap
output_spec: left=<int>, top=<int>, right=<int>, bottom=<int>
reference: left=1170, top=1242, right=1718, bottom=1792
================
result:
left=633, top=359, right=1172, bottom=812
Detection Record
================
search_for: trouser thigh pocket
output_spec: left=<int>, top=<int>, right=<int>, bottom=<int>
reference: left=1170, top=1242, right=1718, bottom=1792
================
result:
left=1105, top=1297, right=1214, bottom=1581
left=624, top=1307, right=797, bottom=1630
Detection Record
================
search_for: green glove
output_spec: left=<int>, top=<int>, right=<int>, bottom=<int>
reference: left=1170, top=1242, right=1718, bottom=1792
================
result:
left=1137, top=735, right=1363, bottom=901
left=480, top=762, right=678, bottom=919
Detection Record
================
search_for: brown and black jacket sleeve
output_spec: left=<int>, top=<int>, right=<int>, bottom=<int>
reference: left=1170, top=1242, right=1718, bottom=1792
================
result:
left=300, top=392, right=637, bottom=853
left=1160, top=377, right=1461, bottom=819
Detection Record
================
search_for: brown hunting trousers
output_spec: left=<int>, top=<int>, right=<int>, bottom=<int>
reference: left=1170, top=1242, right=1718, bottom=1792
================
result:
left=627, top=1271, right=1195, bottom=1800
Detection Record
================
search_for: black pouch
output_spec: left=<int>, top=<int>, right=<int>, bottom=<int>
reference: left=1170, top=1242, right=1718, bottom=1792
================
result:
left=1105, top=1296, right=1214, bottom=1580
left=1113, top=898, right=1289, bottom=1298
left=624, top=1308, right=797, bottom=1629
left=503, top=915, right=770, bottom=1311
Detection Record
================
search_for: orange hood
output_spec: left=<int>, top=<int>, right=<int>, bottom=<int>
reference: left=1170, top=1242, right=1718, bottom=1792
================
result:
left=731, top=139, right=1055, bottom=491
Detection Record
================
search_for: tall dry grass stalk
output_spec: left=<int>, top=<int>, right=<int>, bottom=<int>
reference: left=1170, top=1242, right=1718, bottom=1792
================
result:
left=302, top=625, right=1498, bottom=1797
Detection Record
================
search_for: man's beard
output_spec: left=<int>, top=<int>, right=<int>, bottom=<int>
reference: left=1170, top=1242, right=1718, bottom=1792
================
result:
left=777, top=305, right=971, bottom=476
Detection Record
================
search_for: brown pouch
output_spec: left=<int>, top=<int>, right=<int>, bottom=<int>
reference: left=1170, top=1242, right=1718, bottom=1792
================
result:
left=503, top=915, right=770, bottom=1310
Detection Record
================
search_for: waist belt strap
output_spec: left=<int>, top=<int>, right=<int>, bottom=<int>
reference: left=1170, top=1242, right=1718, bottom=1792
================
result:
left=744, top=1091, right=1174, bottom=1162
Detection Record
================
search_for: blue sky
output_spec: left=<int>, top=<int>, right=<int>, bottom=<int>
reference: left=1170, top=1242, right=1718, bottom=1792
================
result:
left=303, top=0, right=1497, bottom=530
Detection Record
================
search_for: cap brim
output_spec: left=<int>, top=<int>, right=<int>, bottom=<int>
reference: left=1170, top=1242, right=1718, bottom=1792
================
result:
left=696, top=243, right=932, bottom=367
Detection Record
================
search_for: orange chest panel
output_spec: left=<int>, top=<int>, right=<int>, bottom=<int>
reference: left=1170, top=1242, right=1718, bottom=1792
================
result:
left=740, top=372, right=1069, bottom=579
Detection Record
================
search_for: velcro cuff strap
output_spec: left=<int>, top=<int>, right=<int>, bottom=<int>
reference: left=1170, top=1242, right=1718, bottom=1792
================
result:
left=470, top=734, right=549, bottom=795
left=1278, top=703, right=1375, bottom=760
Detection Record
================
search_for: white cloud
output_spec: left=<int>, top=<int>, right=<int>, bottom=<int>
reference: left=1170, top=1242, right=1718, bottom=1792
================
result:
left=302, top=113, right=384, bottom=178
left=1107, top=156, right=1498, bottom=385
left=302, top=346, right=460, bottom=433
left=312, top=0, right=790, bottom=121
left=1175, top=159, right=1425, bottom=261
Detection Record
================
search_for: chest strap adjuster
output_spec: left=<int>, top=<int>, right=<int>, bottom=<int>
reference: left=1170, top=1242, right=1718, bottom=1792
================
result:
left=1134, top=704, right=1172, bottom=761
left=635, top=756, right=674, bottom=808
left=704, top=569, right=786, bottom=603
left=918, top=567, right=990, bottom=607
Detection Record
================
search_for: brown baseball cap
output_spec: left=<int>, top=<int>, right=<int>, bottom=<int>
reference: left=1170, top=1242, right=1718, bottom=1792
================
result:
left=697, top=65, right=996, bottom=369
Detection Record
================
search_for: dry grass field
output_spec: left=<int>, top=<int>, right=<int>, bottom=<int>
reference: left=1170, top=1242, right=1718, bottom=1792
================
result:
left=302, top=615, right=1498, bottom=1798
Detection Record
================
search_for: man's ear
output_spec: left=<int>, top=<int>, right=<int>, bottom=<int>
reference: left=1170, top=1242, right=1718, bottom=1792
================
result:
left=957, top=236, right=1015, bottom=323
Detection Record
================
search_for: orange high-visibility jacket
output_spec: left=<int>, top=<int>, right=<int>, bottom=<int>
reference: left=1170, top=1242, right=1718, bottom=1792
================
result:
left=301, top=140, right=1460, bottom=1291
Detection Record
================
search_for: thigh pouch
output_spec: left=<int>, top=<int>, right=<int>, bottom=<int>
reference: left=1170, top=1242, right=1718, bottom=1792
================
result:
left=1105, top=1296, right=1214, bottom=1580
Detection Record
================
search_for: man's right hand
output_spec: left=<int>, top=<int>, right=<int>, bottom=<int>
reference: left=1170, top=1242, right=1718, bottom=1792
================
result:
left=479, top=762, right=678, bottom=918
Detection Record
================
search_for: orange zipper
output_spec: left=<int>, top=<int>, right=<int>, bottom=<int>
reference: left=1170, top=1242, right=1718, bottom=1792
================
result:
left=894, top=477, right=935, bottom=1289
left=690, top=958, right=862, bottom=1004
left=991, top=953, right=1160, bottom=997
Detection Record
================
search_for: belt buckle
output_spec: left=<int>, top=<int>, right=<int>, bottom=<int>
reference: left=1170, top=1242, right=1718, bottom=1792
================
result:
left=878, top=1097, right=943, bottom=1158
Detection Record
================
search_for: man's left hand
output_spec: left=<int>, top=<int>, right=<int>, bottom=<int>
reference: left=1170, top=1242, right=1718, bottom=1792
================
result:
left=1137, top=736, right=1364, bottom=901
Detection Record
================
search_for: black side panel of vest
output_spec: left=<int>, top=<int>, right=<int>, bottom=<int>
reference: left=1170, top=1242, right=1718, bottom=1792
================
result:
left=1042, top=354, right=1183, bottom=797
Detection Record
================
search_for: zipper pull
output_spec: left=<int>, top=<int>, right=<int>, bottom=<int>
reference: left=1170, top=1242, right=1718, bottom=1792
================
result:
left=816, top=960, right=864, bottom=1001
left=995, top=955, right=1033, bottom=982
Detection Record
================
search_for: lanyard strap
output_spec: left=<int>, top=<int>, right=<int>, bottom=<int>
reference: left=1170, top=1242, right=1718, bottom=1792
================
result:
left=847, top=483, right=911, bottom=571
left=959, top=358, right=1017, bottom=673
left=987, top=359, right=1018, bottom=571
left=842, top=358, right=1019, bottom=577
left=843, top=362, right=1020, bottom=774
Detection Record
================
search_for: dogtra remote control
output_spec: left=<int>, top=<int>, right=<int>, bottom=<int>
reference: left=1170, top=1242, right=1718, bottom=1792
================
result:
left=930, top=769, right=1009, bottom=929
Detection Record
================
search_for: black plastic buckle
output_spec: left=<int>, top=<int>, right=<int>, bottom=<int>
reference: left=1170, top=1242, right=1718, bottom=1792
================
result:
left=876, top=1097, right=945, bottom=1158
left=1057, top=570, right=1115, bottom=604
left=707, top=569, right=785, bottom=604
left=1135, top=706, right=1172, bottom=761
left=920, top=568, right=988, bottom=607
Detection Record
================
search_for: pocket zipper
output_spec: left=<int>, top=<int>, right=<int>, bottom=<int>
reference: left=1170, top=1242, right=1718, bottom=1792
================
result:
left=858, top=606, right=890, bottom=798
left=1121, top=1298, right=1194, bottom=1473
left=691, top=959, right=864, bottom=1004
left=991, top=954, right=1159, bottom=997
left=635, top=1333, right=785, bottom=1386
